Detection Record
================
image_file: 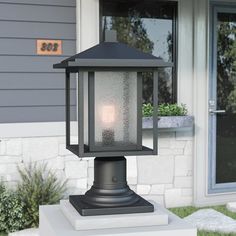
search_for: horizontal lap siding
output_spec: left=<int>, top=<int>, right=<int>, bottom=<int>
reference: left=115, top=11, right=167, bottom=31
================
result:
left=0, top=1, right=75, bottom=7
left=0, top=56, right=71, bottom=73
left=0, top=0, right=76, bottom=123
left=0, top=107, right=76, bottom=123
left=0, top=90, right=76, bottom=107
left=0, top=22, right=75, bottom=39
left=0, top=39, right=75, bottom=56
left=0, top=73, right=76, bottom=89
left=0, top=4, right=75, bottom=23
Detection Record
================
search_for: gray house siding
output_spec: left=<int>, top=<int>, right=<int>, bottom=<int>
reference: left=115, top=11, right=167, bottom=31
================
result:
left=0, top=0, right=76, bottom=123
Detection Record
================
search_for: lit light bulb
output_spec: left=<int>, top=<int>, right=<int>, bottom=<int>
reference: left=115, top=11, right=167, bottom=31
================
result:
left=101, top=104, right=115, bottom=145
left=101, top=105, right=115, bottom=125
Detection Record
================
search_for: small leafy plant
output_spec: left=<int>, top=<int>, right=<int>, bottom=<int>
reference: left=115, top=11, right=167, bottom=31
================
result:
left=0, top=163, right=67, bottom=234
left=17, top=163, right=67, bottom=228
left=142, top=103, right=188, bottom=117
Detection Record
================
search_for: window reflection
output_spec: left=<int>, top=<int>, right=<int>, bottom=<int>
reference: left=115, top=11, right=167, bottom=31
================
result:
left=101, top=0, right=177, bottom=104
left=216, top=12, right=236, bottom=184
left=217, top=13, right=236, bottom=114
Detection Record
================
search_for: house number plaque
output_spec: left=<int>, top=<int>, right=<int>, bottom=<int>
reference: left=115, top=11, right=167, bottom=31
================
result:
left=37, top=40, right=62, bottom=55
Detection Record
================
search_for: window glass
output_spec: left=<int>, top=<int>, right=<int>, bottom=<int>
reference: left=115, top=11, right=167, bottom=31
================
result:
left=101, top=0, right=177, bottom=104
left=215, top=12, right=236, bottom=184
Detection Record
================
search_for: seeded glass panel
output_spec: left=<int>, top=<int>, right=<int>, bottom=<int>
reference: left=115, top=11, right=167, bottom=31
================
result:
left=83, top=72, right=89, bottom=147
left=91, top=71, right=141, bottom=151
left=142, top=73, right=154, bottom=150
left=69, top=73, right=78, bottom=146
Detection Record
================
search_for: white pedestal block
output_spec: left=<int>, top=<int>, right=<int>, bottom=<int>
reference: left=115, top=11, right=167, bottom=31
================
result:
left=60, top=200, right=168, bottom=230
left=39, top=202, right=197, bottom=236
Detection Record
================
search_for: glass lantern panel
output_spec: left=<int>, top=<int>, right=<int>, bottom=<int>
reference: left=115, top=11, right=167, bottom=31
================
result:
left=83, top=72, right=89, bottom=147
left=67, top=73, right=78, bottom=148
left=70, top=73, right=78, bottom=146
left=142, top=72, right=154, bottom=151
left=90, top=71, right=142, bottom=151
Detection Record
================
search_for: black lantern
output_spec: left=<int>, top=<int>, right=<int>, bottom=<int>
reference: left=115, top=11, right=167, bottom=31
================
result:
left=54, top=31, right=169, bottom=216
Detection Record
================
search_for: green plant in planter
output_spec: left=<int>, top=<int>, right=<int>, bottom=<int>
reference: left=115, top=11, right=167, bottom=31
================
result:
left=142, top=103, right=154, bottom=117
left=142, top=103, right=188, bottom=117
left=16, top=163, right=67, bottom=228
left=158, top=103, right=188, bottom=116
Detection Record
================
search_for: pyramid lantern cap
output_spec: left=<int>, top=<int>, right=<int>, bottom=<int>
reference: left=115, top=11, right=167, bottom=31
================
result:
left=53, top=30, right=172, bottom=70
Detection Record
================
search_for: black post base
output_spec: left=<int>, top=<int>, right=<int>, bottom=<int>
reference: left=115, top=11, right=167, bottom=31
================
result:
left=69, top=194, right=153, bottom=216
left=69, top=157, right=154, bottom=216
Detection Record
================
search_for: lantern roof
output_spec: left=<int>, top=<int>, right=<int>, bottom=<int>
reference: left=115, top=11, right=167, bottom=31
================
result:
left=53, top=41, right=172, bottom=69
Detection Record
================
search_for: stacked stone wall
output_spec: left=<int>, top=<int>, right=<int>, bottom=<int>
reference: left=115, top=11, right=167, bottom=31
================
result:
left=0, top=129, right=193, bottom=208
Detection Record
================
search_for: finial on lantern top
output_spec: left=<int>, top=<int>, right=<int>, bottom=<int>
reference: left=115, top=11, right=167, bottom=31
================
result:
left=105, top=30, right=117, bottom=42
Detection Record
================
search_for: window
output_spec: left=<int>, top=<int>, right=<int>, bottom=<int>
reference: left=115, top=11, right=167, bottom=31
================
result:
left=100, top=0, right=178, bottom=104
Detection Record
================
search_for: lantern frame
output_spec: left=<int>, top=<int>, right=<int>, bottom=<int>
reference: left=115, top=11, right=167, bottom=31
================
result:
left=63, top=67, right=159, bottom=158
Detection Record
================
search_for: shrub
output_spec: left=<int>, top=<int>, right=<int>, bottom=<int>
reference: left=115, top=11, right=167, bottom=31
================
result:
left=158, top=103, right=188, bottom=116
left=0, top=165, right=67, bottom=233
left=0, top=182, right=26, bottom=233
left=142, top=103, right=188, bottom=117
left=0, top=182, right=4, bottom=194
left=16, top=163, right=67, bottom=228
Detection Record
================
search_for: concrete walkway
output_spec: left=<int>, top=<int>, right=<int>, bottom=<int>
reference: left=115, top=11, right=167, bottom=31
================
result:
left=184, top=209, right=236, bottom=234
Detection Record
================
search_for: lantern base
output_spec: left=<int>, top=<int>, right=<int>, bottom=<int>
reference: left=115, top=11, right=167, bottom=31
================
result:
left=69, top=156, right=154, bottom=216
left=69, top=195, right=154, bottom=216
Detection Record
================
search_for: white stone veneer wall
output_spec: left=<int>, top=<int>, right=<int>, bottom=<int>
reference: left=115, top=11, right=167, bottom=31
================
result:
left=0, top=129, right=193, bottom=208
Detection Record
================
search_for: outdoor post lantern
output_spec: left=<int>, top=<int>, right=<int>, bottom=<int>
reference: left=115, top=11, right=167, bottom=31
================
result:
left=54, top=31, right=169, bottom=216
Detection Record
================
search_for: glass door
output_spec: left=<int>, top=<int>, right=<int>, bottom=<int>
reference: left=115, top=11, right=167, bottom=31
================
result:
left=209, top=5, right=236, bottom=193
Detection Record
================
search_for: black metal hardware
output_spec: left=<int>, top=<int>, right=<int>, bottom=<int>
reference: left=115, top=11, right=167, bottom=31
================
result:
left=69, top=157, right=154, bottom=216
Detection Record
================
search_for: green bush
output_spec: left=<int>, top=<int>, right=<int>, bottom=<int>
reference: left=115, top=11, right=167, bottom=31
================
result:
left=0, top=182, right=4, bottom=194
left=17, top=163, right=67, bottom=228
left=158, top=103, right=188, bottom=116
left=142, top=103, right=188, bottom=117
left=0, top=183, right=26, bottom=233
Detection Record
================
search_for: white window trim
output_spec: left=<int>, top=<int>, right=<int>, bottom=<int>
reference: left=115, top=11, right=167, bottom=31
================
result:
left=76, top=0, right=100, bottom=53
left=177, top=0, right=194, bottom=114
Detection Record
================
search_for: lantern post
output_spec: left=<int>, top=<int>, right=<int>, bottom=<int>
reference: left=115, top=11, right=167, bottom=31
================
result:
left=54, top=30, right=169, bottom=216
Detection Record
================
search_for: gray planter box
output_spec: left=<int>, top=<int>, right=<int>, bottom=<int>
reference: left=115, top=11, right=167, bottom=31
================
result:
left=142, top=116, right=194, bottom=129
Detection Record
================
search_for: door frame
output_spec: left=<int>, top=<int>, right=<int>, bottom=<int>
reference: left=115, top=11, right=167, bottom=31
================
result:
left=209, top=3, right=236, bottom=194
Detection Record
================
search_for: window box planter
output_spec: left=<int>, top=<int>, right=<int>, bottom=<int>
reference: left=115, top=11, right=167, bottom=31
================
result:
left=142, top=116, right=194, bottom=129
